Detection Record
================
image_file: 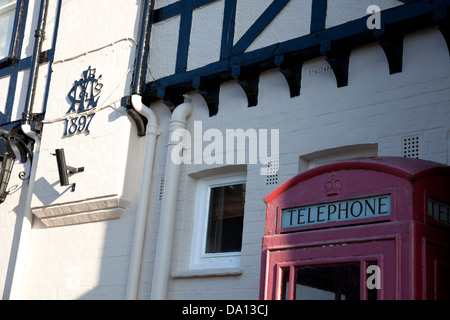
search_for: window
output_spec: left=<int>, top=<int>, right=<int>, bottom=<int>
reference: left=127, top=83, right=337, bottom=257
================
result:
left=191, top=173, right=246, bottom=270
left=0, top=0, right=17, bottom=61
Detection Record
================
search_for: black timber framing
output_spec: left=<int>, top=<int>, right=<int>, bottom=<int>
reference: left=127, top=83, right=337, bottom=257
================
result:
left=142, top=0, right=450, bottom=115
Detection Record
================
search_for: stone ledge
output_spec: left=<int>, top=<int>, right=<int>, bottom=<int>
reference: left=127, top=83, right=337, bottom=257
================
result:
left=172, top=267, right=243, bottom=278
left=31, top=195, right=129, bottom=227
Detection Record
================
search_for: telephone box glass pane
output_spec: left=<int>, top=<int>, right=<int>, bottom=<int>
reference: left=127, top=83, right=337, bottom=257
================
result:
left=366, top=261, right=378, bottom=300
left=280, top=268, right=290, bottom=300
left=436, top=263, right=450, bottom=299
left=295, top=263, right=360, bottom=300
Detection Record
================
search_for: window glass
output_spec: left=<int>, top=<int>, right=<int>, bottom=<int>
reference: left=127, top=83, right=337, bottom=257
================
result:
left=0, top=0, right=16, bottom=60
left=366, top=261, right=378, bottom=300
left=295, top=263, right=360, bottom=300
left=280, top=267, right=290, bottom=300
left=205, top=183, right=245, bottom=253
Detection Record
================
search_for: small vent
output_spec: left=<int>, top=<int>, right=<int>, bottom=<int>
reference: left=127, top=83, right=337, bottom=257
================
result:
left=159, top=178, right=165, bottom=200
left=266, top=159, right=279, bottom=185
left=402, top=135, right=420, bottom=159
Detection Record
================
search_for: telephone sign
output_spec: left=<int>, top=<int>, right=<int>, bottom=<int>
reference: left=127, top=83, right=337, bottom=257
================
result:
left=281, top=194, right=391, bottom=229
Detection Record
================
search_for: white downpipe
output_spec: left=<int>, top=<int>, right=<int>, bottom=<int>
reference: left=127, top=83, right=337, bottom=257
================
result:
left=151, top=95, right=193, bottom=300
left=126, top=95, right=160, bottom=300
left=9, top=125, right=40, bottom=300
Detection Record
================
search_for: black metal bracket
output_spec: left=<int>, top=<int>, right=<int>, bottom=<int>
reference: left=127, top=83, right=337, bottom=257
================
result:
left=54, top=148, right=84, bottom=192
left=159, top=86, right=186, bottom=110
left=374, top=26, right=404, bottom=74
left=194, top=76, right=221, bottom=116
left=276, top=54, right=303, bottom=98
left=0, top=126, right=35, bottom=180
left=233, top=65, right=261, bottom=107
left=434, top=6, right=450, bottom=57
left=0, top=127, right=33, bottom=163
left=321, top=40, right=351, bottom=88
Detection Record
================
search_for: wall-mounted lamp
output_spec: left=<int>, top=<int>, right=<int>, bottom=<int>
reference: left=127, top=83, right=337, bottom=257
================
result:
left=0, top=153, right=15, bottom=203
left=0, top=133, right=17, bottom=203
left=0, top=125, right=38, bottom=203
left=55, top=148, right=84, bottom=191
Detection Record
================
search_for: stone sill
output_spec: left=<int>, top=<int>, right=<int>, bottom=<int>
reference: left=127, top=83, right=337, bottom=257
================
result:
left=31, top=194, right=129, bottom=227
left=172, top=267, right=243, bottom=278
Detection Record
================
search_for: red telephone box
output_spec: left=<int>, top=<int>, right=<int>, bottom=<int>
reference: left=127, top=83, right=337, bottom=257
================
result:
left=260, top=157, right=450, bottom=300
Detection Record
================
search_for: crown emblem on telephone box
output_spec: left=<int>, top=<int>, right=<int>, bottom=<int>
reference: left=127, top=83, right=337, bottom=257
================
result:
left=325, top=175, right=342, bottom=196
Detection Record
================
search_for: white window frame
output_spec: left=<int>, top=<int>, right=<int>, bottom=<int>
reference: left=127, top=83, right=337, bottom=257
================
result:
left=190, top=172, right=247, bottom=270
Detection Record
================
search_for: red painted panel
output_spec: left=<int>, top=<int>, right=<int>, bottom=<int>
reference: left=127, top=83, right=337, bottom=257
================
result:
left=261, top=157, right=450, bottom=300
left=264, top=157, right=449, bottom=204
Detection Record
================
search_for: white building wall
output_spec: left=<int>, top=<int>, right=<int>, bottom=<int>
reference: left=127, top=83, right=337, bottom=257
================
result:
left=3, top=0, right=145, bottom=299
left=141, top=26, right=450, bottom=299
left=0, top=0, right=449, bottom=300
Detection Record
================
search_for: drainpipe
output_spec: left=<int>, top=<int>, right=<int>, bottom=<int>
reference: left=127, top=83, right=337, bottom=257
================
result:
left=22, top=0, right=48, bottom=125
left=125, top=0, right=158, bottom=300
left=125, top=95, right=159, bottom=300
left=151, top=95, right=193, bottom=300
left=131, top=0, right=153, bottom=96
left=9, top=0, right=48, bottom=300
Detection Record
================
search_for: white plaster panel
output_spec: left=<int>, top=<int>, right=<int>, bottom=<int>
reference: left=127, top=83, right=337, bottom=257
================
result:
left=326, top=0, right=403, bottom=29
left=53, top=0, right=139, bottom=62
left=148, top=16, right=180, bottom=80
left=20, top=0, right=39, bottom=58
left=45, top=39, right=135, bottom=119
left=234, top=0, right=272, bottom=46
left=0, top=76, right=9, bottom=116
left=11, top=69, right=29, bottom=122
left=154, top=0, right=179, bottom=10
left=187, top=0, right=224, bottom=71
left=40, top=0, right=59, bottom=53
left=247, top=0, right=312, bottom=53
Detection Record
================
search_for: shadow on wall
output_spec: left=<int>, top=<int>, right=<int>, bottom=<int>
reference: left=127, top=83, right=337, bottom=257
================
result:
left=1, top=162, right=32, bottom=299
left=33, top=177, right=74, bottom=205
